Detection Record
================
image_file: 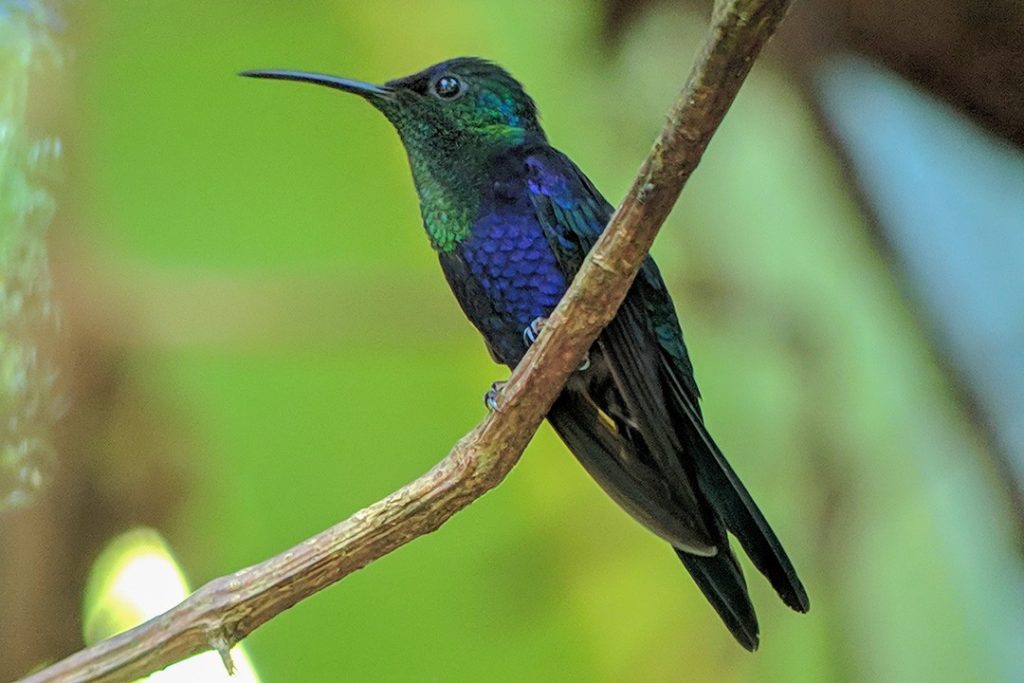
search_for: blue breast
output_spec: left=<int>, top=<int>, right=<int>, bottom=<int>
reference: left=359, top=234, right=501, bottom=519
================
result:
left=461, top=208, right=567, bottom=332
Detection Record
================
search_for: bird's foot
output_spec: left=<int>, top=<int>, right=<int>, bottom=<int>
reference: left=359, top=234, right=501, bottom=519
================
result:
left=523, top=316, right=590, bottom=372
left=484, top=380, right=507, bottom=412
left=523, top=317, right=547, bottom=347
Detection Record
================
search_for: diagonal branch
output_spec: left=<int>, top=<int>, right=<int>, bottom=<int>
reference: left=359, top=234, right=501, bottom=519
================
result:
left=20, top=1, right=792, bottom=680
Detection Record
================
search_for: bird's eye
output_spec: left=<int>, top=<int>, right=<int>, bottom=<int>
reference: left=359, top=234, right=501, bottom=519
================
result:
left=433, top=75, right=462, bottom=99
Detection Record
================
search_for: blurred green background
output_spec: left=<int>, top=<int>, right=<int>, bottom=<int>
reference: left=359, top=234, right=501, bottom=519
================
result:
left=3, top=1, right=1023, bottom=681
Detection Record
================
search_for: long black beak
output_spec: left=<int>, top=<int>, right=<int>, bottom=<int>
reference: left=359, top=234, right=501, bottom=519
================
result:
left=239, top=69, right=394, bottom=101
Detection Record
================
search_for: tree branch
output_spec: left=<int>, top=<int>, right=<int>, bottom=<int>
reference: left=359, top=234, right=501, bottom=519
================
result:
left=21, top=1, right=792, bottom=680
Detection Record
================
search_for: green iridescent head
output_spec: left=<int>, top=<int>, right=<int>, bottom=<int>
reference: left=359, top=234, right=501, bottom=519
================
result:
left=241, top=58, right=545, bottom=251
left=241, top=57, right=545, bottom=155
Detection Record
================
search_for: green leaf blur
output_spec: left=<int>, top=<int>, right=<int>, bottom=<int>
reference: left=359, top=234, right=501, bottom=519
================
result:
left=9, top=1, right=1020, bottom=681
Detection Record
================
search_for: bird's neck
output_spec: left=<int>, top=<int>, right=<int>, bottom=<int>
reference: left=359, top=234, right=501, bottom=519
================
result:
left=409, top=164, right=479, bottom=253
left=405, top=131, right=545, bottom=253
left=406, top=148, right=496, bottom=253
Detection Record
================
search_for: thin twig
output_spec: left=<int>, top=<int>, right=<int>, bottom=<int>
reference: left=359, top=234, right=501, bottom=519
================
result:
left=20, top=1, right=791, bottom=680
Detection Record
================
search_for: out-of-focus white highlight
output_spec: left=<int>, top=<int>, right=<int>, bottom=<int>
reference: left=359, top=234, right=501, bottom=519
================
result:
left=83, top=528, right=261, bottom=682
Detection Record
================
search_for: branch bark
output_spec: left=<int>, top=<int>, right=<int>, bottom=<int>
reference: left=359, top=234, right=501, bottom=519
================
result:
left=21, top=1, right=792, bottom=680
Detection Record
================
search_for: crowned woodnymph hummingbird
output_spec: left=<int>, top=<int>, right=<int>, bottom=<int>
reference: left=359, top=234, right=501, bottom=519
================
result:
left=241, top=57, right=808, bottom=650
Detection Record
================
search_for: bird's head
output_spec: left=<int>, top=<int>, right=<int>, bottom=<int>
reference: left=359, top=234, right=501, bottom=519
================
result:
left=241, top=57, right=546, bottom=163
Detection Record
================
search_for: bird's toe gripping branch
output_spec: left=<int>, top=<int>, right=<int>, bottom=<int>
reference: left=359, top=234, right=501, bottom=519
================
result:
left=523, top=316, right=547, bottom=346
left=484, top=380, right=507, bottom=412
left=524, top=316, right=590, bottom=371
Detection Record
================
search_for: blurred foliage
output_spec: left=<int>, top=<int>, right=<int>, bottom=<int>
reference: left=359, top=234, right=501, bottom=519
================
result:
left=0, top=0, right=61, bottom=511
left=4, top=1, right=1022, bottom=682
left=819, top=54, right=1024, bottom=506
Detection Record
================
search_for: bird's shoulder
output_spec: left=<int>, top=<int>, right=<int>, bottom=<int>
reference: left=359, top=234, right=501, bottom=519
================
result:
left=477, top=144, right=609, bottom=274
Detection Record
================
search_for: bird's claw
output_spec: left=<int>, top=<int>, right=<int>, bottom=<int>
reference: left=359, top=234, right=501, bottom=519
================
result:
left=484, top=380, right=507, bottom=412
left=577, top=354, right=590, bottom=372
left=524, top=316, right=590, bottom=372
left=523, top=317, right=547, bottom=347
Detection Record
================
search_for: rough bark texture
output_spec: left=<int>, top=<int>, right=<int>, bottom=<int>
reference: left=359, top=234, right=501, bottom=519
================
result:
left=19, top=1, right=792, bottom=680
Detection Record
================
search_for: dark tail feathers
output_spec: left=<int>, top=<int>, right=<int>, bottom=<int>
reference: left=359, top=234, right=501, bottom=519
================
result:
left=675, top=543, right=759, bottom=651
left=668, top=371, right=810, bottom=614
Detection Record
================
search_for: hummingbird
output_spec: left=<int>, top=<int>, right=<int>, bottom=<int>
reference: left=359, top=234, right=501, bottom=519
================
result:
left=241, top=57, right=808, bottom=650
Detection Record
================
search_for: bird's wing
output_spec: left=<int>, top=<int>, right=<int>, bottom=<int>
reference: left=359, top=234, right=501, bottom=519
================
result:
left=523, top=145, right=700, bottom=400
left=524, top=146, right=808, bottom=614
left=523, top=145, right=715, bottom=552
